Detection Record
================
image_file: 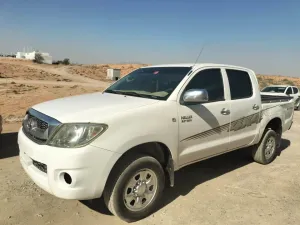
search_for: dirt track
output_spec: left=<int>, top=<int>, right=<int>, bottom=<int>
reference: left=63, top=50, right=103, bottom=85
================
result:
left=1, top=113, right=300, bottom=225
left=1, top=59, right=105, bottom=84
left=0, top=78, right=108, bottom=88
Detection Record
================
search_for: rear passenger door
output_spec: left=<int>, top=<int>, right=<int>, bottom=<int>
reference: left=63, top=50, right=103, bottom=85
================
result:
left=292, top=87, right=299, bottom=96
left=224, top=68, right=261, bottom=150
left=285, top=87, right=298, bottom=103
left=287, top=87, right=298, bottom=101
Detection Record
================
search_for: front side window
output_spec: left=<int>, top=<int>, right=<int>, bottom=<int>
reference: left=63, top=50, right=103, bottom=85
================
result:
left=226, top=69, right=253, bottom=100
left=104, top=67, right=191, bottom=100
left=184, top=68, right=224, bottom=102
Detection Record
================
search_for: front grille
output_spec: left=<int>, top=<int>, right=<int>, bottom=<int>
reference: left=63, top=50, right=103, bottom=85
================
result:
left=23, top=115, right=48, bottom=143
left=31, top=115, right=49, bottom=130
left=23, top=113, right=49, bottom=143
left=32, top=159, right=47, bottom=173
left=22, top=108, right=61, bottom=144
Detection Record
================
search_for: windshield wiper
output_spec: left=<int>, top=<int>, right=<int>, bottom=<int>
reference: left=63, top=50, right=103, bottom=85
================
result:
left=121, top=91, right=144, bottom=97
left=105, top=90, right=144, bottom=97
left=104, top=90, right=123, bottom=95
left=105, top=90, right=160, bottom=99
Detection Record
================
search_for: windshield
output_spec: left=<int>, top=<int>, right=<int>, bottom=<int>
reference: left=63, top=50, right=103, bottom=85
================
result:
left=104, top=67, right=192, bottom=100
left=261, top=86, right=287, bottom=93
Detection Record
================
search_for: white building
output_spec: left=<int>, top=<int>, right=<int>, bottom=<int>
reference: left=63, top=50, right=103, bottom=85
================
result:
left=16, top=52, right=26, bottom=59
left=16, top=50, right=53, bottom=64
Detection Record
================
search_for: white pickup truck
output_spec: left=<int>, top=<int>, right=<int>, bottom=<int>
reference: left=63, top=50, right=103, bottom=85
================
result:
left=261, top=85, right=300, bottom=110
left=18, top=63, right=294, bottom=222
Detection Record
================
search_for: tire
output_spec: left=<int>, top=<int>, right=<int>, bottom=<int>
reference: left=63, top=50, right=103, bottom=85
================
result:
left=295, top=100, right=300, bottom=110
left=103, top=154, right=165, bottom=222
left=252, top=129, right=279, bottom=165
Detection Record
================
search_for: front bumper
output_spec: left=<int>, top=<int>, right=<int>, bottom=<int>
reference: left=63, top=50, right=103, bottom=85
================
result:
left=18, top=128, right=120, bottom=200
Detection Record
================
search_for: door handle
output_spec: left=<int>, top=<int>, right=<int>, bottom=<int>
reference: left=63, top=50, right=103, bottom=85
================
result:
left=253, top=104, right=259, bottom=110
left=221, top=108, right=230, bottom=115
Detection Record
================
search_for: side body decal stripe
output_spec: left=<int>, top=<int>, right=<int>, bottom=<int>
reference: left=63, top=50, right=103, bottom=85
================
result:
left=180, top=103, right=290, bottom=142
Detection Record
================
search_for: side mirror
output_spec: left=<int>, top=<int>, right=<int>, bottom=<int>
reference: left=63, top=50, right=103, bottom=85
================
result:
left=182, top=89, right=209, bottom=104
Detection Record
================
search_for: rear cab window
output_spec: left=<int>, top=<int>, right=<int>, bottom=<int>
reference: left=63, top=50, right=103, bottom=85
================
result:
left=225, top=69, right=253, bottom=100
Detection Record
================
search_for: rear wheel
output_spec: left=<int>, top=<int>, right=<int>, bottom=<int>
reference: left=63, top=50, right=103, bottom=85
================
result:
left=252, top=129, right=278, bottom=164
left=103, top=154, right=165, bottom=222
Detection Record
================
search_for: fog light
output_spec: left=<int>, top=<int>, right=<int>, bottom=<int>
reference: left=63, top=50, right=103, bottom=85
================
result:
left=63, top=172, right=72, bottom=185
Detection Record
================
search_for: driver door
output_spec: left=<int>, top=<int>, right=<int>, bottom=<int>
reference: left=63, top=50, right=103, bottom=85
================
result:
left=177, top=67, right=231, bottom=167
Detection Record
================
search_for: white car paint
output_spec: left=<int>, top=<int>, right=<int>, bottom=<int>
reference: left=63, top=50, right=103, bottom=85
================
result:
left=18, top=63, right=295, bottom=202
left=32, top=92, right=160, bottom=123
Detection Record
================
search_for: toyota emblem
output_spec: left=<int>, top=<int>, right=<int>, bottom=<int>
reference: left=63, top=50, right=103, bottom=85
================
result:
left=27, top=117, right=37, bottom=131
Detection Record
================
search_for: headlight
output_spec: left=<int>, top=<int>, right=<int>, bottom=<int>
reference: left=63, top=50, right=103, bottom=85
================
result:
left=47, top=123, right=108, bottom=148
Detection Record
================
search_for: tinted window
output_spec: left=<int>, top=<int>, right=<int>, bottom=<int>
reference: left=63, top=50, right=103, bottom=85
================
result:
left=286, top=87, right=292, bottom=94
left=185, top=68, right=224, bottom=102
left=292, top=87, right=298, bottom=94
left=105, top=67, right=191, bottom=100
left=226, top=69, right=253, bottom=100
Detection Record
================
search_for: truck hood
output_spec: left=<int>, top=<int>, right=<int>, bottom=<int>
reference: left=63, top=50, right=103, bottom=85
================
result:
left=32, top=92, right=159, bottom=123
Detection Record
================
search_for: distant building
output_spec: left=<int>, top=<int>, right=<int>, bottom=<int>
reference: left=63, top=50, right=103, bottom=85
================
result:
left=107, top=69, right=121, bottom=81
left=16, top=50, right=53, bottom=64
left=16, top=52, right=25, bottom=59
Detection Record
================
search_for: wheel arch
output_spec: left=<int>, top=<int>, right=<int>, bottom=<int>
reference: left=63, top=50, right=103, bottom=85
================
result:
left=105, top=142, right=175, bottom=190
left=265, top=117, right=282, bottom=132
left=261, top=117, right=282, bottom=147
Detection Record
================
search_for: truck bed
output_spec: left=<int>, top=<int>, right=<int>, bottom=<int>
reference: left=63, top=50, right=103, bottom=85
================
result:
left=261, top=94, right=293, bottom=104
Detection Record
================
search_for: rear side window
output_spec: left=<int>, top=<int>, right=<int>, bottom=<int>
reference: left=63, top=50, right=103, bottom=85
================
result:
left=226, top=69, right=253, bottom=100
left=292, top=87, right=299, bottom=94
left=286, top=87, right=293, bottom=94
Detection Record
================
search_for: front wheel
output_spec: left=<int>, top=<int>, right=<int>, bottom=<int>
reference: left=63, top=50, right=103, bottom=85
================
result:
left=103, top=154, right=165, bottom=222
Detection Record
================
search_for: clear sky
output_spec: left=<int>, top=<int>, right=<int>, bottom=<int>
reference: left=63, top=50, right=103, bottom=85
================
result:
left=0, top=0, right=299, bottom=76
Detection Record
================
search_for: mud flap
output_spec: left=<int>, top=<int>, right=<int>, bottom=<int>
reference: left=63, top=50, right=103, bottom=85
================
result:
left=166, top=157, right=174, bottom=187
left=288, top=121, right=293, bottom=130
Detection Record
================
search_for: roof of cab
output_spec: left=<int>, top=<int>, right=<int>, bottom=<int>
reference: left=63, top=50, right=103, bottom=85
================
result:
left=142, top=63, right=253, bottom=72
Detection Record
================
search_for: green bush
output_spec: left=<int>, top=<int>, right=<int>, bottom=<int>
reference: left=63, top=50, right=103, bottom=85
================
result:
left=62, top=58, right=70, bottom=65
left=33, top=53, right=44, bottom=64
left=52, top=58, right=70, bottom=65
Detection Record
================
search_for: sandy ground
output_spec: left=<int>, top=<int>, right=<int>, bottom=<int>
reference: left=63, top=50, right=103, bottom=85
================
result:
left=0, top=58, right=109, bottom=85
left=0, top=82, right=103, bottom=124
left=0, top=113, right=299, bottom=225
left=68, top=64, right=149, bottom=81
